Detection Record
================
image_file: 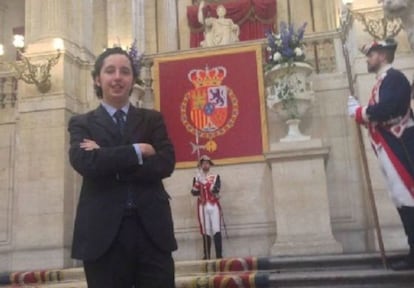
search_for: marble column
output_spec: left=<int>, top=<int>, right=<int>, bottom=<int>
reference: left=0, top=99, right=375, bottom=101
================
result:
left=265, top=139, right=343, bottom=256
left=289, top=0, right=313, bottom=32
left=10, top=0, right=94, bottom=271
left=0, top=2, right=16, bottom=64
left=143, top=1, right=157, bottom=53
left=92, top=0, right=108, bottom=55
left=328, top=0, right=341, bottom=30
left=106, top=0, right=149, bottom=52
left=157, top=0, right=178, bottom=52
left=312, top=0, right=339, bottom=32
left=285, top=0, right=339, bottom=33
left=0, top=3, right=6, bottom=44
left=177, top=0, right=192, bottom=50
left=132, top=0, right=146, bottom=52
left=107, top=0, right=134, bottom=47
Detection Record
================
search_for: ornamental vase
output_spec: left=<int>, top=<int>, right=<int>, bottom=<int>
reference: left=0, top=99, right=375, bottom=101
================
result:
left=265, top=62, right=314, bottom=142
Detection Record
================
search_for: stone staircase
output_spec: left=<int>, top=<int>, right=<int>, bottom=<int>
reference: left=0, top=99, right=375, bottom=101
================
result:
left=1, top=253, right=414, bottom=287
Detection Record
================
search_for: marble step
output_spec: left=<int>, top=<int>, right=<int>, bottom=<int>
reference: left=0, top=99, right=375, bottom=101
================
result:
left=1, top=269, right=413, bottom=288
left=267, top=269, right=414, bottom=287
left=176, top=253, right=404, bottom=275
left=1, top=253, right=413, bottom=287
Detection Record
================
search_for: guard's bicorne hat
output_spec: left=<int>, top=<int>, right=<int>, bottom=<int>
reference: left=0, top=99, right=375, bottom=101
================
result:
left=199, top=155, right=214, bottom=165
left=361, top=38, right=398, bottom=56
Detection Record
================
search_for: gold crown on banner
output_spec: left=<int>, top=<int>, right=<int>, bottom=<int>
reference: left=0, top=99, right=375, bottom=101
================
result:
left=187, top=66, right=227, bottom=88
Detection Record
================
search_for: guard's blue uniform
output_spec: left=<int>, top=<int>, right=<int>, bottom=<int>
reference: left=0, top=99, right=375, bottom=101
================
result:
left=355, top=65, right=414, bottom=260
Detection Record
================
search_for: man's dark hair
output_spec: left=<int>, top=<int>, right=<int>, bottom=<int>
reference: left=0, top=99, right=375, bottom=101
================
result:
left=91, top=47, right=137, bottom=99
left=383, top=49, right=395, bottom=64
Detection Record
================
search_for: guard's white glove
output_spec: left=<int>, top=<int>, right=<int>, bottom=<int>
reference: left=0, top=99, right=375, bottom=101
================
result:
left=347, top=95, right=360, bottom=117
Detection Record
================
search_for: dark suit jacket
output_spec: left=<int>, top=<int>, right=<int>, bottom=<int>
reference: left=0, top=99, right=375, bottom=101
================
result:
left=68, top=104, right=177, bottom=261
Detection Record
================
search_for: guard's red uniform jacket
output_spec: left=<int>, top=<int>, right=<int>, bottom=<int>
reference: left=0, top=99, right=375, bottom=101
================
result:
left=191, top=173, right=222, bottom=235
left=192, top=174, right=221, bottom=205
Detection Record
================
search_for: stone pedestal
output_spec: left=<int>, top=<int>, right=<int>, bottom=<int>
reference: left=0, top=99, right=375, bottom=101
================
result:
left=265, top=139, right=343, bottom=256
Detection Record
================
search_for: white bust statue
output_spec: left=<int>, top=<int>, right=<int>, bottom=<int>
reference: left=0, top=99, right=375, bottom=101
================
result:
left=197, top=0, right=240, bottom=47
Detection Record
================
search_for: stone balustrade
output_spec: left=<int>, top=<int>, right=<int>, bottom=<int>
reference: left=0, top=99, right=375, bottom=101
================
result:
left=303, top=30, right=343, bottom=74
left=0, top=73, right=17, bottom=109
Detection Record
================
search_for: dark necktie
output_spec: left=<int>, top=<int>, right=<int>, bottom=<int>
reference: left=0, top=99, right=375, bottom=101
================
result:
left=113, top=110, right=126, bottom=136
left=114, top=109, right=136, bottom=209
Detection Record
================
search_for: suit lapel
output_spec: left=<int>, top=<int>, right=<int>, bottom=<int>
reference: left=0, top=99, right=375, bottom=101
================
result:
left=92, top=105, right=120, bottom=139
left=124, top=105, right=145, bottom=143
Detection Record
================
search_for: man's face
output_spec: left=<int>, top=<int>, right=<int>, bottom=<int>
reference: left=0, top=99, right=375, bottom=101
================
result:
left=95, top=54, right=134, bottom=106
left=366, top=51, right=384, bottom=73
left=201, top=160, right=210, bottom=172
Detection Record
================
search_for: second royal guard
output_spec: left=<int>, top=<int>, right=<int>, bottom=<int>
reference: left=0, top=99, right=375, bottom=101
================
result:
left=191, top=155, right=223, bottom=259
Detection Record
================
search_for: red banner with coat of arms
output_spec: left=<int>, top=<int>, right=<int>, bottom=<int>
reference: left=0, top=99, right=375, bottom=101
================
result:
left=153, top=45, right=268, bottom=168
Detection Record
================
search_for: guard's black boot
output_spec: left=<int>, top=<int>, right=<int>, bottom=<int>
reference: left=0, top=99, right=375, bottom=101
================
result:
left=202, top=235, right=211, bottom=260
left=214, top=232, right=222, bottom=259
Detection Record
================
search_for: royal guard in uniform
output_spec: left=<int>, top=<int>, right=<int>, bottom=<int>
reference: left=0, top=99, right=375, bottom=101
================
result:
left=348, top=38, right=414, bottom=270
left=191, top=155, right=223, bottom=259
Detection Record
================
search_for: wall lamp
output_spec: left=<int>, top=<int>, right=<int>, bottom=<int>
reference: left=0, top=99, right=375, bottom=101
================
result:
left=0, top=36, right=63, bottom=93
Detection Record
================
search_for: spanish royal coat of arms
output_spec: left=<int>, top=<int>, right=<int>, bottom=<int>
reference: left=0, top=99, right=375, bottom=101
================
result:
left=180, top=66, right=239, bottom=153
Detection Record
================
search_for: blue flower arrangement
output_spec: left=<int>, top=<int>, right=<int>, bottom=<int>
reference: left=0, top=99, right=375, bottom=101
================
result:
left=127, top=39, right=144, bottom=85
left=265, top=22, right=307, bottom=70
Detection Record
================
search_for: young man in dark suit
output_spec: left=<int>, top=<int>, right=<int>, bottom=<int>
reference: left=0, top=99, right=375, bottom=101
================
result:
left=68, top=47, right=177, bottom=287
left=348, top=38, right=414, bottom=270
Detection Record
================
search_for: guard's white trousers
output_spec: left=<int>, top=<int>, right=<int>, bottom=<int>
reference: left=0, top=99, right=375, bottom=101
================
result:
left=198, top=202, right=220, bottom=236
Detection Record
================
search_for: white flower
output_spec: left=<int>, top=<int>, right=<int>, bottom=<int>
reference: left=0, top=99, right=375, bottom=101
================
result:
left=273, top=52, right=282, bottom=62
left=266, top=46, right=272, bottom=52
left=294, top=47, right=303, bottom=56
